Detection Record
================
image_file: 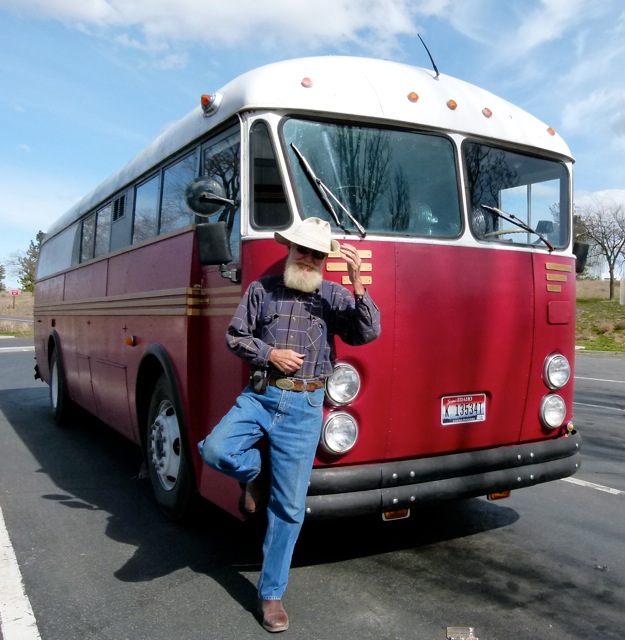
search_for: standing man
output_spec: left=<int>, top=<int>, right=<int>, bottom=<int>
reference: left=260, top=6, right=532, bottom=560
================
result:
left=198, top=217, right=380, bottom=633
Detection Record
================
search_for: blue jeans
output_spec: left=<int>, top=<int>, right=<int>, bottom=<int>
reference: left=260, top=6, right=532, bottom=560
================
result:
left=198, top=384, right=324, bottom=600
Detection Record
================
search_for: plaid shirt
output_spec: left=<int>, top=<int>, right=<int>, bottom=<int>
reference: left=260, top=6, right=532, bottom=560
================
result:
left=226, top=275, right=381, bottom=379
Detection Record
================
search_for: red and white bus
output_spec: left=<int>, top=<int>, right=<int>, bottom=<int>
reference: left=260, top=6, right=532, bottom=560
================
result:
left=34, top=56, right=584, bottom=521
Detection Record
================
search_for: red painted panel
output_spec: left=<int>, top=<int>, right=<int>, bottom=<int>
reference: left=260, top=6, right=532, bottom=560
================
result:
left=107, top=232, right=196, bottom=295
left=388, top=244, right=535, bottom=456
left=64, top=260, right=108, bottom=300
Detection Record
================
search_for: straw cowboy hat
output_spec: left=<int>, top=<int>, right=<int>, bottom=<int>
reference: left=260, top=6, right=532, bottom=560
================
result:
left=275, top=217, right=340, bottom=254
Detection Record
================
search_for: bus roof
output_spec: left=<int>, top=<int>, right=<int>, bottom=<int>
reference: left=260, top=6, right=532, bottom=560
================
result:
left=45, top=55, right=573, bottom=240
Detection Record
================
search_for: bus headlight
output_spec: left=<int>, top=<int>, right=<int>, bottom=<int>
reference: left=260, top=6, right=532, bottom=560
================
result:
left=325, top=363, right=361, bottom=406
left=544, top=354, right=570, bottom=389
left=540, top=394, right=566, bottom=429
left=321, top=412, right=358, bottom=454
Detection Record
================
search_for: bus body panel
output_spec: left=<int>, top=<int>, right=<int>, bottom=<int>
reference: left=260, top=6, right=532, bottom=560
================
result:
left=35, top=230, right=202, bottom=444
left=520, top=253, right=576, bottom=442
left=386, top=243, right=534, bottom=456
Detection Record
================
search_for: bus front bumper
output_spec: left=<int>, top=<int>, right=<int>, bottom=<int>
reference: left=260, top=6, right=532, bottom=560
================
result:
left=305, top=430, right=581, bottom=519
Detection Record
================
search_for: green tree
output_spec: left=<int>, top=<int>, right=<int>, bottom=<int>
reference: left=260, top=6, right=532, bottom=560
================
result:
left=0, top=262, right=6, bottom=291
left=15, top=231, right=45, bottom=293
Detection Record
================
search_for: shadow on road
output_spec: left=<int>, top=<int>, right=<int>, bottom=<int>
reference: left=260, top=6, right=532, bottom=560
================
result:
left=0, top=385, right=519, bottom=618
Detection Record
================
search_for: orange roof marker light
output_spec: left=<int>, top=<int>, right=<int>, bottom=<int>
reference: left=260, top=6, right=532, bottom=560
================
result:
left=301, top=77, right=313, bottom=88
left=482, top=107, right=493, bottom=118
left=201, top=93, right=222, bottom=117
left=447, top=99, right=458, bottom=110
left=407, top=91, right=419, bottom=103
left=547, top=127, right=556, bottom=136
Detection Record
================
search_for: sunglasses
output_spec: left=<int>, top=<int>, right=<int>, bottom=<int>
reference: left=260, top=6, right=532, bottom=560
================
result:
left=295, top=244, right=327, bottom=260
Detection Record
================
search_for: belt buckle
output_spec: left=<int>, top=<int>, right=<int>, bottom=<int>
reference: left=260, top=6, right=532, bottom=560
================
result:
left=276, top=378, right=295, bottom=391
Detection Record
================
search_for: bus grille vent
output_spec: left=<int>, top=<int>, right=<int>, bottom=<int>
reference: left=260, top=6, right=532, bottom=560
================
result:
left=113, top=195, right=126, bottom=221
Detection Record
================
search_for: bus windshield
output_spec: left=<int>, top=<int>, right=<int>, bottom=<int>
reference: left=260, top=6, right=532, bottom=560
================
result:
left=465, top=142, right=570, bottom=249
left=281, top=118, right=462, bottom=238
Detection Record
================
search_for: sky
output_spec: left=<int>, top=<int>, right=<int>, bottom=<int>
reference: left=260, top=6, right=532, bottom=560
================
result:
left=1, top=0, right=625, bottom=287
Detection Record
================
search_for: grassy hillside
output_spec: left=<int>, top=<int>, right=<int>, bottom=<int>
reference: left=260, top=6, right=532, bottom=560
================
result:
left=575, top=280, right=625, bottom=351
left=0, top=290, right=34, bottom=336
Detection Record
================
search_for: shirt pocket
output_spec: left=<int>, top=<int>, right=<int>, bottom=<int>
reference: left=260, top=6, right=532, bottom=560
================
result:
left=306, top=316, right=325, bottom=352
left=260, top=314, right=280, bottom=344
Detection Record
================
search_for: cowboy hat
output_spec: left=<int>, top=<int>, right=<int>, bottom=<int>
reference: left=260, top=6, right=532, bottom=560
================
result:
left=275, top=217, right=340, bottom=254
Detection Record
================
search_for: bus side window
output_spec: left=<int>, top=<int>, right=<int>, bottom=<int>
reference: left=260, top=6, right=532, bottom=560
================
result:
left=132, top=174, right=160, bottom=244
left=94, top=203, right=112, bottom=258
left=81, top=213, right=96, bottom=262
left=202, top=126, right=241, bottom=263
left=250, top=120, right=290, bottom=229
left=37, top=223, right=81, bottom=279
left=160, top=151, right=198, bottom=235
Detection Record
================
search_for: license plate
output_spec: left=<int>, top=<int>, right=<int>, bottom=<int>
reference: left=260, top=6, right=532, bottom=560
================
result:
left=441, top=394, right=486, bottom=425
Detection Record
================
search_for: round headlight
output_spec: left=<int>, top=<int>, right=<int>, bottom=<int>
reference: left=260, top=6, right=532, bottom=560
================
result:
left=325, top=363, right=361, bottom=406
left=540, top=394, right=566, bottom=429
left=321, top=412, right=358, bottom=454
left=544, top=354, right=570, bottom=389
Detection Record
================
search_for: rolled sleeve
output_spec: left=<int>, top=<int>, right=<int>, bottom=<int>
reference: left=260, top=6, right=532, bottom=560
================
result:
left=332, top=286, right=381, bottom=346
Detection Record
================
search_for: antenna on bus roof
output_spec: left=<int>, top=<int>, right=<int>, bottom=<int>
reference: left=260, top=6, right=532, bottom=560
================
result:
left=418, top=34, right=440, bottom=79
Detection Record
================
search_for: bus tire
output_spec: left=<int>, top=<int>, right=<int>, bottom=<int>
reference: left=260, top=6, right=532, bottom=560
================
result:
left=145, top=373, right=192, bottom=520
left=49, top=347, right=74, bottom=426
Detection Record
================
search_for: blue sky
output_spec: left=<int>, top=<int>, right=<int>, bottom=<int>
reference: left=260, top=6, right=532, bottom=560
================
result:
left=1, top=0, right=624, bottom=287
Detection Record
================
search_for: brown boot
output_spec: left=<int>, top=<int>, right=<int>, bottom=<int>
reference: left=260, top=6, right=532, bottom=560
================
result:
left=258, top=599, right=289, bottom=633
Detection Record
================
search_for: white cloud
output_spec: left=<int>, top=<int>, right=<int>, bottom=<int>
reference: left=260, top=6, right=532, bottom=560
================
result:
left=514, top=0, right=585, bottom=50
left=447, top=0, right=606, bottom=59
left=574, top=189, right=625, bottom=208
left=562, top=89, right=613, bottom=131
left=0, top=0, right=424, bottom=55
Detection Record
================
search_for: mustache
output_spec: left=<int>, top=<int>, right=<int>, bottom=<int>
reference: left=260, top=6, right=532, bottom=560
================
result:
left=293, top=259, right=321, bottom=271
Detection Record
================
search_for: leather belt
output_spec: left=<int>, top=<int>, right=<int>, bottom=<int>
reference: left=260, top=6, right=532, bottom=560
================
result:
left=268, top=377, right=325, bottom=392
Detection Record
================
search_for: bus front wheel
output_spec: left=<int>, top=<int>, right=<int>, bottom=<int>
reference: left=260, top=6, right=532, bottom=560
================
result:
left=146, top=374, right=192, bottom=520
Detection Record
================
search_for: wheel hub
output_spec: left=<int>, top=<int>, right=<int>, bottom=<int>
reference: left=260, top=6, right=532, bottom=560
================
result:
left=148, top=400, right=181, bottom=491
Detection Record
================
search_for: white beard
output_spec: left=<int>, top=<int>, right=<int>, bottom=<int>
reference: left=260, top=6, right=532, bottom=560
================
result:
left=284, top=255, right=323, bottom=293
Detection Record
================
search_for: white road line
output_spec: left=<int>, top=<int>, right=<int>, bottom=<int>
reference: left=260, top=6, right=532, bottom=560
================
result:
left=0, top=507, right=42, bottom=640
left=0, top=347, right=35, bottom=353
left=575, top=376, right=625, bottom=385
left=562, top=477, right=625, bottom=496
left=573, top=401, right=625, bottom=412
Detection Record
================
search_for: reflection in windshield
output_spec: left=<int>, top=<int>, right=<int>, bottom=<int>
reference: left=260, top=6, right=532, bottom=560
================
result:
left=291, top=143, right=366, bottom=237
left=281, top=119, right=462, bottom=238
left=465, top=143, right=570, bottom=249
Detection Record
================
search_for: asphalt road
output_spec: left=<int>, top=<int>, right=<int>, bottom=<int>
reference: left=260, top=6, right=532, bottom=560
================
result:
left=0, top=342, right=623, bottom=640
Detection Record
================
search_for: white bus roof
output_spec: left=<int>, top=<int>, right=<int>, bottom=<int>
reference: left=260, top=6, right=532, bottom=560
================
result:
left=45, top=55, right=572, bottom=239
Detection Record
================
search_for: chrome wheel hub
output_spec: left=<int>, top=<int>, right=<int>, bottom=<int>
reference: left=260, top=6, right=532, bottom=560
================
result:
left=148, top=400, right=181, bottom=491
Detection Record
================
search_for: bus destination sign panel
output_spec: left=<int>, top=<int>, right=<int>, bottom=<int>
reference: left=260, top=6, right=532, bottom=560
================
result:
left=441, top=394, right=486, bottom=425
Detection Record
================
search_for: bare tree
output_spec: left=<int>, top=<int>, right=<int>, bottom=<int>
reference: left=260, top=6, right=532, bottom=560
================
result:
left=330, top=127, right=391, bottom=228
left=576, top=197, right=625, bottom=300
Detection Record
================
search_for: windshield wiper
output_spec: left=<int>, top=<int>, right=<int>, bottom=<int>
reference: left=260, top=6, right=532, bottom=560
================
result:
left=291, top=144, right=366, bottom=238
left=481, top=204, right=555, bottom=252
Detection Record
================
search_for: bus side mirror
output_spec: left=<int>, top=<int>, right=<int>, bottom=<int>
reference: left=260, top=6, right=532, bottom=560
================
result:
left=185, top=176, right=234, bottom=217
left=573, top=241, right=589, bottom=274
left=196, top=222, right=233, bottom=266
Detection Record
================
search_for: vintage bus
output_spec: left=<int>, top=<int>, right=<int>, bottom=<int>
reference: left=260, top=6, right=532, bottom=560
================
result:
left=34, top=56, right=584, bottom=522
